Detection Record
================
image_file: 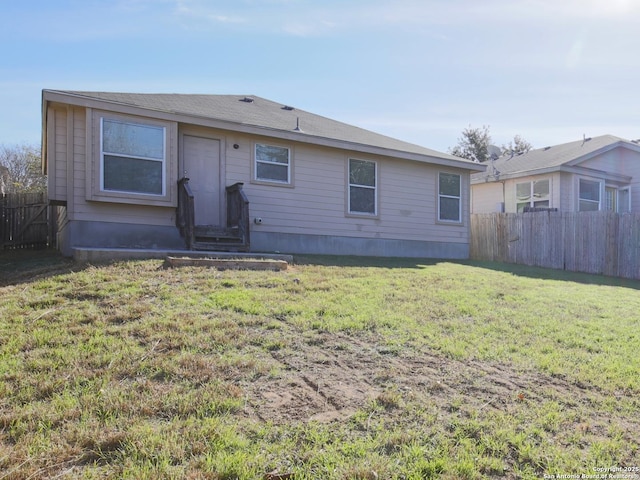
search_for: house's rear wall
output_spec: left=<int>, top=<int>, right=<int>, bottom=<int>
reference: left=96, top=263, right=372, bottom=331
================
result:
left=47, top=105, right=473, bottom=258
left=224, top=131, right=470, bottom=246
left=251, top=232, right=468, bottom=258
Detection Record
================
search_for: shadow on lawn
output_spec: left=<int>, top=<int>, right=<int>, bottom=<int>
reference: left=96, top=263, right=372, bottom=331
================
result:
left=294, top=254, right=640, bottom=290
left=460, top=259, right=640, bottom=290
left=0, top=249, right=81, bottom=287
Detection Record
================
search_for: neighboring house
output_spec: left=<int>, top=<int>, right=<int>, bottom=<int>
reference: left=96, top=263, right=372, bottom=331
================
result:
left=42, top=90, right=484, bottom=258
left=471, top=135, right=640, bottom=214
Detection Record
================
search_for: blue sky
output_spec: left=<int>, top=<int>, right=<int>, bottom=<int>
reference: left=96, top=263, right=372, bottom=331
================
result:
left=1, top=0, right=639, bottom=153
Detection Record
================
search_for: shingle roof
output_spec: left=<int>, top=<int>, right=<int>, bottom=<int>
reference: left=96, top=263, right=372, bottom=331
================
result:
left=472, top=134, right=639, bottom=182
left=46, top=90, right=480, bottom=169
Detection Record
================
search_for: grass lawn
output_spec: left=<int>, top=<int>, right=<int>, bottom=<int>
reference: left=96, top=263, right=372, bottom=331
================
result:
left=0, top=250, right=639, bottom=479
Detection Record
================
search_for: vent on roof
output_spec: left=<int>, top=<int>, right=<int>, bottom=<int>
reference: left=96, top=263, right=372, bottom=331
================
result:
left=239, top=97, right=254, bottom=103
left=544, top=146, right=551, bottom=151
left=282, top=105, right=295, bottom=111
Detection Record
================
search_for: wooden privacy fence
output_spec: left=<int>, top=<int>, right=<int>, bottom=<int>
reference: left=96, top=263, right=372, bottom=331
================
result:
left=0, top=192, right=50, bottom=249
left=470, top=212, right=640, bottom=280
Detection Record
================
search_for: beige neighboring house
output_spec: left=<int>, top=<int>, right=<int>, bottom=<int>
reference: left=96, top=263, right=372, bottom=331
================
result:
left=471, top=135, right=640, bottom=214
left=42, top=90, right=485, bottom=258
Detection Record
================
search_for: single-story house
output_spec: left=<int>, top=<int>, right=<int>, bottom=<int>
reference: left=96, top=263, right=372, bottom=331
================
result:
left=471, top=135, right=640, bottom=214
left=42, top=90, right=485, bottom=258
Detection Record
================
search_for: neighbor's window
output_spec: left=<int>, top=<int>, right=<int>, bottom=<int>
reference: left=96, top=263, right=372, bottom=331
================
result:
left=516, top=179, right=550, bottom=212
left=605, top=187, right=617, bottom=212
left=618, top=187, right=631, bottom=213
left=579, top=179, right=601, bottom=211
left=438, top=172, right=461, bottom=222
left=605, top=186, right=631, bottom=213
left=255, top=143, right=290, bottom=183
left=349, top=159, right=377, bottom=215
left=101, top=118, right=166, bottom=195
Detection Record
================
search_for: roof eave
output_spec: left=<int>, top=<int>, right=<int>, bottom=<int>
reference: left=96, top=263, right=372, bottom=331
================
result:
left=471, top=164, right=631, bottom=184
left=42, top=90, right=485, bottom=172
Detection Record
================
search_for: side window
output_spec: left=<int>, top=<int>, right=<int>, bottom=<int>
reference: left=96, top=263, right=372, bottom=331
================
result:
left=438, top=172, right=461, bottom=222
left=348, top=159, right=377, bottom=215
left=618, top=187, right=631, bottom=213
left=255, top=144, right=290, bottom=184
left=579, top=179, right=601, bottom=211
left=516, top=179, right=550, bottom=212
left=101, top=119, right=166, bottom=195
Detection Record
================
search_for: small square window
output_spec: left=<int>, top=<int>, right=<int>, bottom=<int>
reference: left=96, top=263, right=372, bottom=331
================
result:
left=516, top=179, right=550, bottom=212
left=255, top=144, right=290, bottom=184
left=579, top=179, right=601, bottom=211
left=101, top=119, right=166, bottom=196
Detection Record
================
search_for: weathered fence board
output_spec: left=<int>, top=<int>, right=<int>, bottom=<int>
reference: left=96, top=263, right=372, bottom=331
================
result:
left=0, top=193, right=49, bottom=249
left=470, top=212, right=640, bottom=280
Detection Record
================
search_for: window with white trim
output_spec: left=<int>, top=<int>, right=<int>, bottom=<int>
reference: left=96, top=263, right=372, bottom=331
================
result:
left=101, top=118, right=166, bottom=195
left=438, top=172, right=462, bottom=222
left=605, top=186, right=631, bottom=213
left=348, top=159, right=377, bottom=215
left=254, top=143, right=290, bottom=184
left=516, top=179, right=550, bottom=212
left=618, top=187, right=631, bottom=213
left=579, top=179, right=601, bottom=211
left=605, top=187, right=617, bottom=212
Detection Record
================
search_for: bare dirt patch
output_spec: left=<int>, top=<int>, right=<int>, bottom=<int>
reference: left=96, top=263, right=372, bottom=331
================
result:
left=240, top=329, right=639, bottom=445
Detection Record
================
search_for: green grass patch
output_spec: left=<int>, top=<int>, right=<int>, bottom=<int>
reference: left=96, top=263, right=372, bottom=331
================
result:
left=0, top=250, right=638, bottom=478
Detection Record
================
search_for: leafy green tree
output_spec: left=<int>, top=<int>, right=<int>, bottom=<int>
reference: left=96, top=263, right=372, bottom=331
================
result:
left=502, top=134, right=533, bottom=156
left=449, top=125, right=491, bottom=162
left=0, top=143, right=46, bottom=194
left=450, top=126, right=533, bottom=162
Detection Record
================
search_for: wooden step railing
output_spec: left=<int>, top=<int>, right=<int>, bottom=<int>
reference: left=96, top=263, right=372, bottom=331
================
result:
left=177, top=179, right=250, bottom=251
left=225, top=182, right=250, bottom=251
left=176, top=177, right=195, bottom=249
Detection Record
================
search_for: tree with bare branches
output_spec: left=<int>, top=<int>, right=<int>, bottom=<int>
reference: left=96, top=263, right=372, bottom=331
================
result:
left=0, top=143, right=46, bottom=194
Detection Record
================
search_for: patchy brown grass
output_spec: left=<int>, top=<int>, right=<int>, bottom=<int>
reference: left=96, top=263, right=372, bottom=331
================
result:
left=0, top=251, right=639, bottom=479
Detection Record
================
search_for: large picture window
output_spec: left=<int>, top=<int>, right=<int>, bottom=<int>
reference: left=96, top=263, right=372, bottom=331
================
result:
left=255, top=143, right=290, bottom=184
left=516, top=179, right=550, bottom=212
left=438, top=172, right=461, bottom=222
left=579, top=179, right=601, bottom=211
left=348, top=159, right=377, bottom=215
left=101, top=119, right=166, bottom=195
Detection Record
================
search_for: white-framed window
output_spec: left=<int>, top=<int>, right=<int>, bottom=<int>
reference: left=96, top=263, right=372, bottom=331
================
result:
left=348, top=158, right=377, bottom=215
left=618, top=187, right=631, bottom=213
left=100, top=118, right=166, bottom=196
left=605, top=187, right=617, bottom=212
left=254, top=143, right=291, bottom=184
left=438, top=172, right=462, bottom=222
left=605, top=186, right=631, bottom=213
left=579, top=179, right=601, bottom=211
left=516, top=179, right=550, bottom=212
